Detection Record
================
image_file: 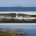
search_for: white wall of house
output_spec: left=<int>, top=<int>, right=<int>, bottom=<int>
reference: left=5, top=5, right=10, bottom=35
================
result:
left=0, top=16, right=12, bottom=20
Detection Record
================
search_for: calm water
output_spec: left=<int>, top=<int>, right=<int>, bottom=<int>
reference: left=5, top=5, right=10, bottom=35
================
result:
left=22, top=29, right=36, bottom=36
left=0, top=23, right=36, bottom=36
left=0, top=7, right=36, bottom=11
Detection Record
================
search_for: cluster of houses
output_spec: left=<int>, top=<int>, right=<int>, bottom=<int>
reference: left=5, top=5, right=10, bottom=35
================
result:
left=13, top=13, right=36, bottom=21
left=0, top=13, right=36, bottom=21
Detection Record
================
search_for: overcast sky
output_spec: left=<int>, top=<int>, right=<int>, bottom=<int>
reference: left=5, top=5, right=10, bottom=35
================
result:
left=0, top=0, right=36, bottom=7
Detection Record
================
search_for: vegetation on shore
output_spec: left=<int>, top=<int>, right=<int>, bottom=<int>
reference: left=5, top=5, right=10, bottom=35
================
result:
left=0, top=19, right=36, bottom=23
left=0, top=29, right=27, bottom=36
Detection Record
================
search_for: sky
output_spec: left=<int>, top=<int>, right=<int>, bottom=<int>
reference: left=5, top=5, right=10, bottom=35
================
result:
left=0, top=0, right=36, bottom=7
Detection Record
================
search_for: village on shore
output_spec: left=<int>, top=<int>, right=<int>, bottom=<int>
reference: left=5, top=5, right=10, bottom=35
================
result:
left=0, top=12, right=36, bottom=23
